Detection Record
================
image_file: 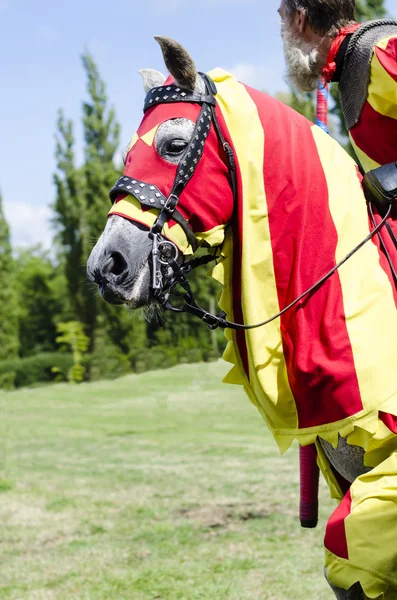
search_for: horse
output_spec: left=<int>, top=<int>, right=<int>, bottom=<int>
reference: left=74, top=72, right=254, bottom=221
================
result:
left=87, top=37, right=397, bottom=600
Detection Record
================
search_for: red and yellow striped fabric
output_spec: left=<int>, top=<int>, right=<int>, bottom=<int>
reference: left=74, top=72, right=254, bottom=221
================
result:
left=350, top=35, right=397, bottom=172
left=110, top=68, right=397, bottom=454
left=206, top=69, right=397, bottom=453
left=348, top=36, right=397, bottom=286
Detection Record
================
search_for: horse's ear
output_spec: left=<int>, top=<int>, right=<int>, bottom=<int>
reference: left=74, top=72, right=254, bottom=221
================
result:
left=139, top=69, right=167, bottom=94
left=154, top=36, right=198, bottom=91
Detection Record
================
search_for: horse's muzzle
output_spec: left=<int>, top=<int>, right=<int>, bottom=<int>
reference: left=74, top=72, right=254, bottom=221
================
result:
left=92, top=251, right=130, bottom=305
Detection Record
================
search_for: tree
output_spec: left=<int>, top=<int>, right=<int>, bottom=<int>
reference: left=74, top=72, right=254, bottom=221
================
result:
left=53, top=112, right=88, bottom=324
left=82, top=52, right=120, bottom=242
left=0, top=191, right=19, bottom=388
left=356, top=0, right=386, bottom=22
left=14, top=246, right=68, bottom=357
left=55, top=321, right=90, bottom=382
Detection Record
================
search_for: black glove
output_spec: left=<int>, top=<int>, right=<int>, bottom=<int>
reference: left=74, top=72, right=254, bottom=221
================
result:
left=362, top=162, right=397, bottom=214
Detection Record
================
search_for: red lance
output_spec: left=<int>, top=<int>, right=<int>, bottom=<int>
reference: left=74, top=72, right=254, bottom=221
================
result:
left=299, top=77, right=329, bottom=528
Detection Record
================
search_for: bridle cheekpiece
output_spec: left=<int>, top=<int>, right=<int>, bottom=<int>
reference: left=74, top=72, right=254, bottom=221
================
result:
left=109, top=73, right=238, bottom=323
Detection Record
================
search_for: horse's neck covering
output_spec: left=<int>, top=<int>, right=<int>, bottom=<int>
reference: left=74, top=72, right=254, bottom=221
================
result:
left=207, top=69, right=397, bottom=453
left=111, top=69, right=397, bottom=453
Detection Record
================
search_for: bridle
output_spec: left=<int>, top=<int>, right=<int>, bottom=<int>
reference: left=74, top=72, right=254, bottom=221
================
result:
left=110, top=73, right=395, bottom=331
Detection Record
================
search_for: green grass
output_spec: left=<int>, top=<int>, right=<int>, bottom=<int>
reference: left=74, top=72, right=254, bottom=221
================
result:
left=0, top=361, right=335, bottom=599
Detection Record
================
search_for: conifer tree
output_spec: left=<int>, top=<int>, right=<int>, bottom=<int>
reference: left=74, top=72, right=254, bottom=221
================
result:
left=53, top=112, right=87, bottom=323
left=0, top=192, right=19, bottom=388
left=82, top=52, right=120, bottom=242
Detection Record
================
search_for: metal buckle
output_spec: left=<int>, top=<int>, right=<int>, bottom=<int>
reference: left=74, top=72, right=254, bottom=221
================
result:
left=164, top=194, right=178, bottom=214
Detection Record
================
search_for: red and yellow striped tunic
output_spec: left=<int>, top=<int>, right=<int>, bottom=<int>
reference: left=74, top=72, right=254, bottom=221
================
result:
left=347, top=34, right=397, bottom=333
left=349, top=35, right=397, bottom=172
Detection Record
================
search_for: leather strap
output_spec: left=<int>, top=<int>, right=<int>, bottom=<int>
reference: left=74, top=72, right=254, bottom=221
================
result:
left=109, top=175, right=198, bottom=251
left=144, top=84, right=216, bottom=113
left=170, top=102, right=213, bottom=198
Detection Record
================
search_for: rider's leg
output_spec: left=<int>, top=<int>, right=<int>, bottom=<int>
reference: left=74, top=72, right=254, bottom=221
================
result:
left=324, top=450, right=397, bottom=599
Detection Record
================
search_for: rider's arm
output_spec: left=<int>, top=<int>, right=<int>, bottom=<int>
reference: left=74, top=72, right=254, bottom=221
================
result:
left=357, top=34, right=397, bottom=211
left=349, top=35, right=397, bottom=175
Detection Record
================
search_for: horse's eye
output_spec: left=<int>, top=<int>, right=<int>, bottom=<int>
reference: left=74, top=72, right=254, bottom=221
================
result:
left=165, top=139, right=188, bottom=155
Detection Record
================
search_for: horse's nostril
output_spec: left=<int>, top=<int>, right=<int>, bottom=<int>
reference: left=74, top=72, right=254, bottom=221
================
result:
left=108, top=251, right=128, bottom=277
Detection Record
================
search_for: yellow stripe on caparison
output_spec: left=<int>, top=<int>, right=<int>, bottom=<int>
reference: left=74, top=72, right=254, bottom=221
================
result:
left=208, top=68, right=297, bottom=433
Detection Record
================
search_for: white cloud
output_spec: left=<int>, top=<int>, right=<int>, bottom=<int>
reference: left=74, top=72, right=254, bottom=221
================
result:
left=226, top=63, right=268, bottom=89
left=3, top=201, right=53, bottom=250
left=225, top=62, right=288, bottom=94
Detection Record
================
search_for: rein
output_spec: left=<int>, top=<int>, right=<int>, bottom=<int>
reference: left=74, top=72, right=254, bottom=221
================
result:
left=110, top=74, right=395, bottom=331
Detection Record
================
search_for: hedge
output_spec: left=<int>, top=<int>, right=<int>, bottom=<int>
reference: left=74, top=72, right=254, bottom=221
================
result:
left=0, top=352, right=73, bottom=389
left=0, top=345, right=222, bottom=390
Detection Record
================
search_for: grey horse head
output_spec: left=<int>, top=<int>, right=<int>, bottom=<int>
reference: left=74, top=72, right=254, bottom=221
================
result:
left=87, top=36, right=208, bottom=309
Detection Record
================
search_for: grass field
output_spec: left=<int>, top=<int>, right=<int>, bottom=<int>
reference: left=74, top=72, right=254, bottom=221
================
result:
left=0, top=360, right=335, bottom=600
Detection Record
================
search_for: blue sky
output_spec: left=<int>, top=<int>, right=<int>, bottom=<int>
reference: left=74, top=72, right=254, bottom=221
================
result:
left=0, top=0, right=395, bottom=248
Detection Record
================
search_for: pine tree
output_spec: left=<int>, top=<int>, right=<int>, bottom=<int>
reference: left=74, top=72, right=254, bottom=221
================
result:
left=0, top=191, right=19, bottom=388
left=53, top=112, right=87, bottom=323
left=82, top=52, right=120, bottom=242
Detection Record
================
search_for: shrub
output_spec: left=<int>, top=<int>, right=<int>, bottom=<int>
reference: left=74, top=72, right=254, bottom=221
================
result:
left=180, top=348, right=203, bottom=364
left=87, top=348, right=131, bottom=382
left=0, top=352, right=73, bottom=388
left=55, top=321, right=90, bottom=383
left=131, top=344, right=215, bottom=372
left=0, top=371, right=15, bottom=391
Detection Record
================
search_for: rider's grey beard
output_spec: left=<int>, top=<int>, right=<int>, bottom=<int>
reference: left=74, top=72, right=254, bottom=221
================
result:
left=282, top=23, right=323, bottom=92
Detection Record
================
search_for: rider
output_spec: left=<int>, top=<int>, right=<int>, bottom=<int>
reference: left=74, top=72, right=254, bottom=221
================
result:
left=278, top=1, right=397, bottom=599
left=279, top=0, right=397, bottom=217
